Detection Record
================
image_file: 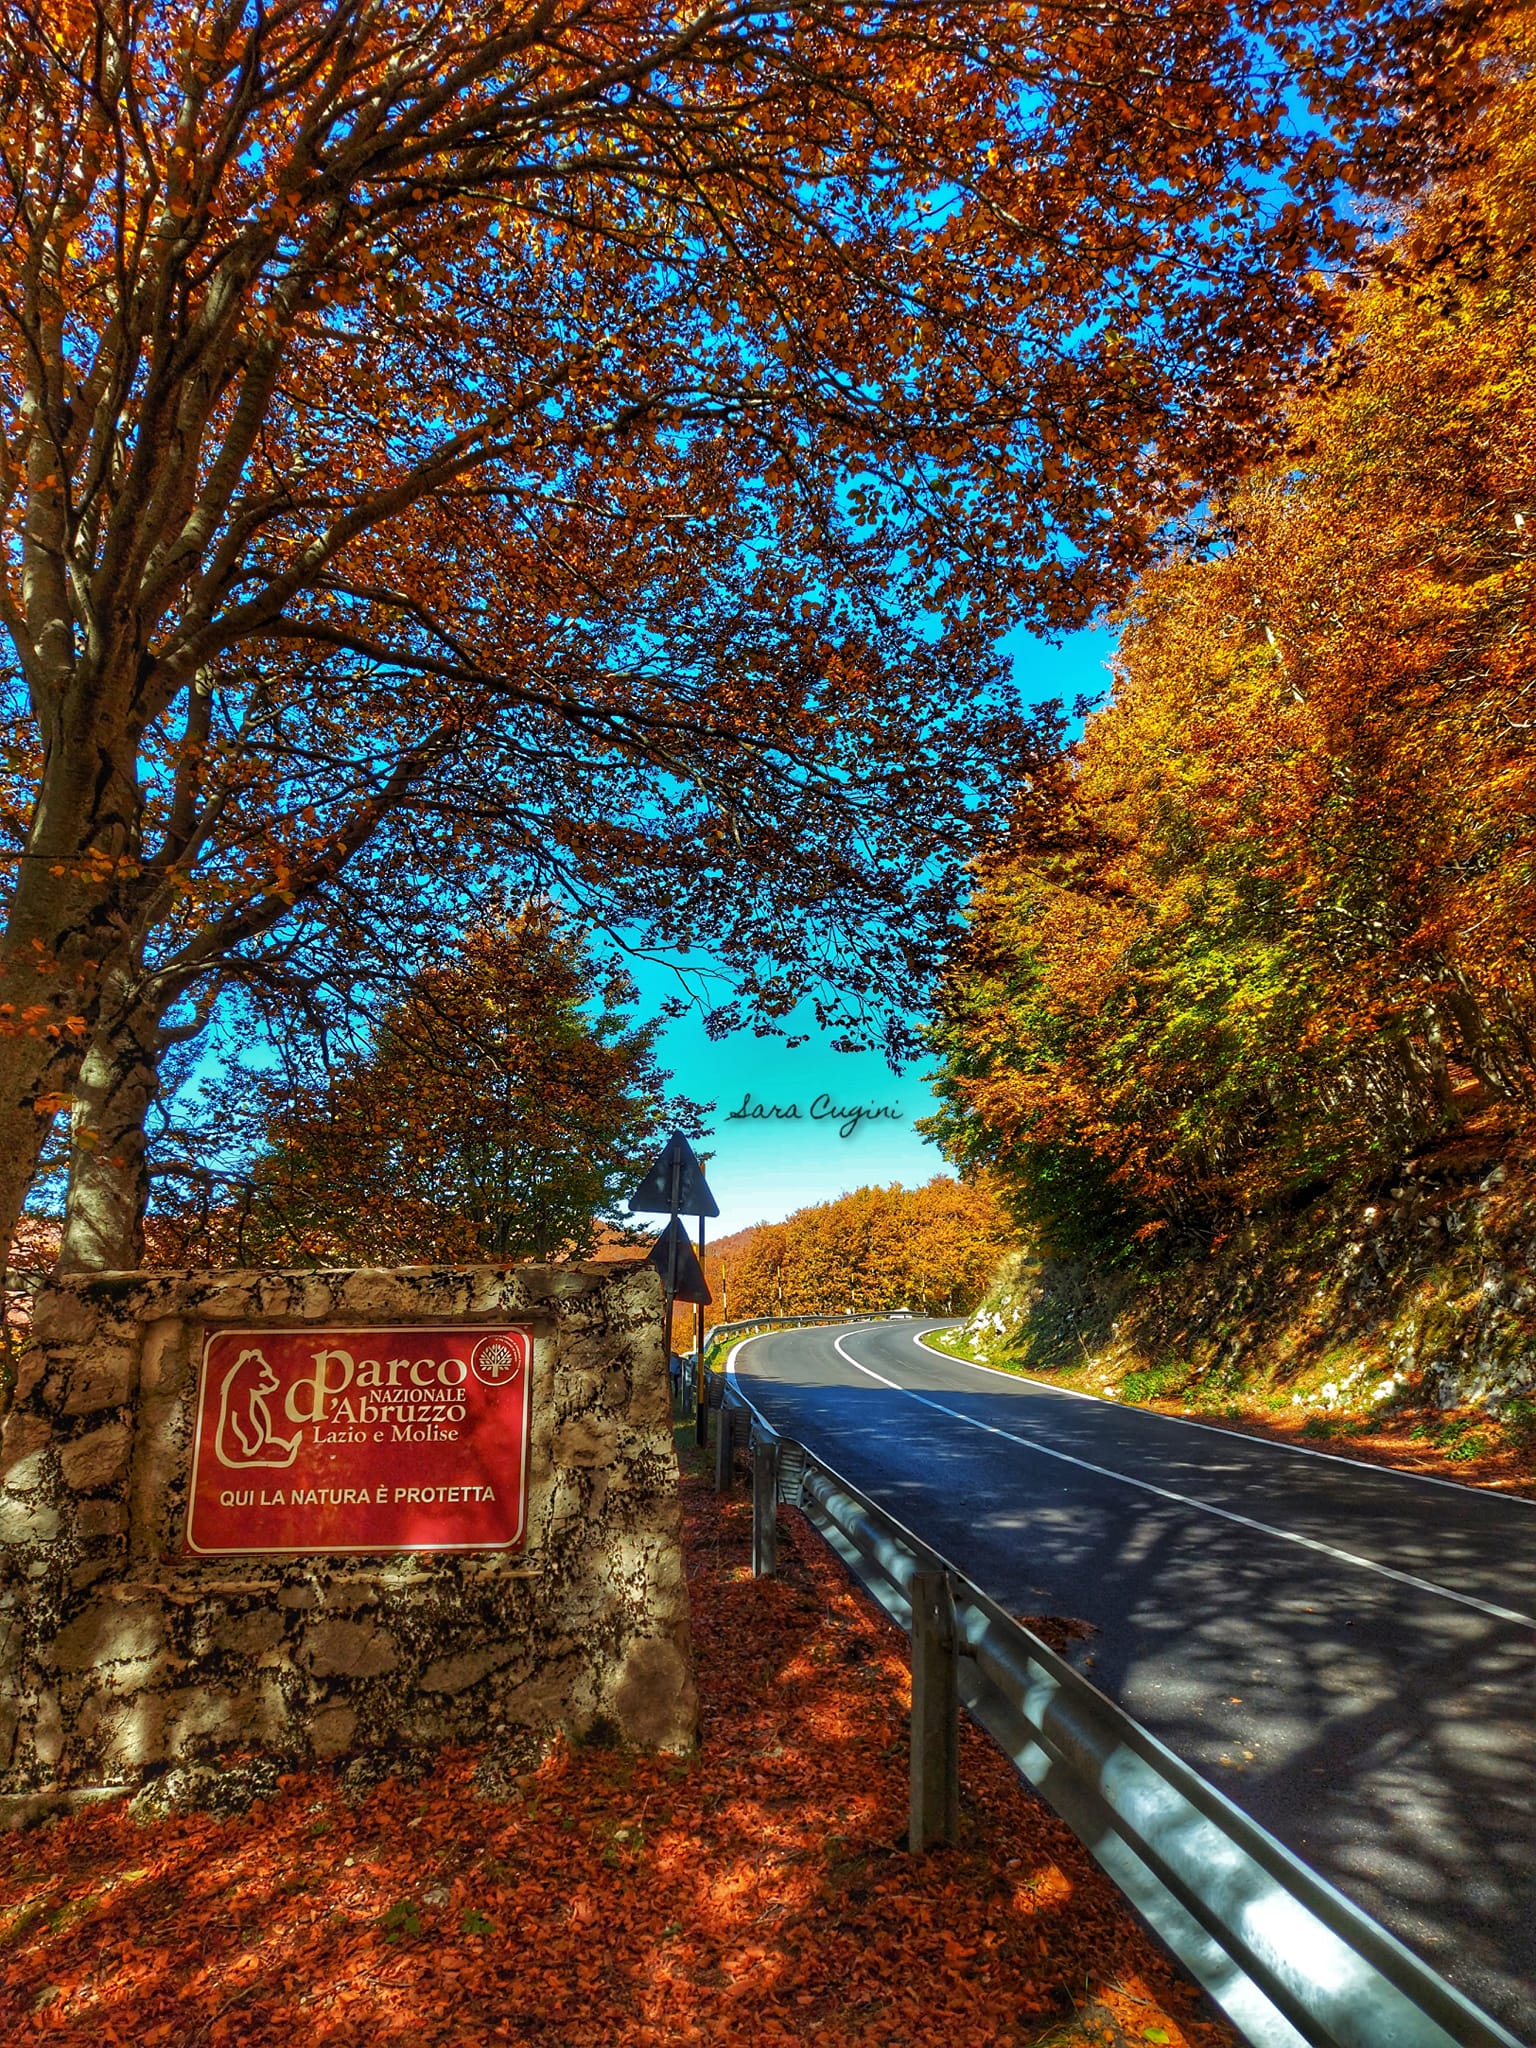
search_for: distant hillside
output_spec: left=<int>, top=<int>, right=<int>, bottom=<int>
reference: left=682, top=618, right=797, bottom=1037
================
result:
left=694, top=1177, right=1013, bottom=1330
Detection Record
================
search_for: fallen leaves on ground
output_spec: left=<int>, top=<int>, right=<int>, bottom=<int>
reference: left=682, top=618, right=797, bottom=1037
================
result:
left=0, top=1452, right=1231, bottom=2045
left=1135, top=1401, right=1536, bottom=1499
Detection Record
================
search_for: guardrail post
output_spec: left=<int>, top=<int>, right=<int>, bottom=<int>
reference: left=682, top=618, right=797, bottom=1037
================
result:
left=695, top=1363, right=710, bottom=1448
left=752, top=1436, right=779, bottom=1578
left=714, top=1403, right=735, bottom=1492
left=909, top=1570, right=959, bottom=1851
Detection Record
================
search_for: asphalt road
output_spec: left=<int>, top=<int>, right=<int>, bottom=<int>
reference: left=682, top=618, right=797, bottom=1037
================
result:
left=730, top=1317, right=1536, bottom=2040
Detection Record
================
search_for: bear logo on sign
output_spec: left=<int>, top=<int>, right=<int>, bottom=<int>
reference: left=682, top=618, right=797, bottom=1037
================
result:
left=214, top=1348, right=302, bottom=1469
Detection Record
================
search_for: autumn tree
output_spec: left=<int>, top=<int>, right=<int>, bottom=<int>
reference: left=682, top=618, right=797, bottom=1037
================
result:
left=0, top=0, right=1499, bottom=1263
left=182, top=908, right=691, bottom=1267
left=46, top=578, right=1064, bottom=1269
left=48, top=714, right=463, bottom=1269
left=722, top=1176, right=1013, bottom=1318
left=925, top=17, right=1536, bottom=1261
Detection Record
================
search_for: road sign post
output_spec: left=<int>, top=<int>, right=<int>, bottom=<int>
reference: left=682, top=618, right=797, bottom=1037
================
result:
left=630, top=1134, right=718, bottom=1450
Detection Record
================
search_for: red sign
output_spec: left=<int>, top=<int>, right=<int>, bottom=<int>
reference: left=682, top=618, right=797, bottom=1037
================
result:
left=185, top=1326, right=533, bottom=1556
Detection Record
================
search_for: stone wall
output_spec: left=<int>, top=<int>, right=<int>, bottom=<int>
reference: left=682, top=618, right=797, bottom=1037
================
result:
left=0, top=1261, right=695, bottom=1816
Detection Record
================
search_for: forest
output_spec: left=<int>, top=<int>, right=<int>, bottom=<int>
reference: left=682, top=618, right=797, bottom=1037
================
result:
left=927, top=17, right=1536, bottom=1276
left=1, top=9, right=1532, bottom=2043
left=700, top=1178, right=1013, bottom=1324
left=0, top=0, right=1507, bottom=1281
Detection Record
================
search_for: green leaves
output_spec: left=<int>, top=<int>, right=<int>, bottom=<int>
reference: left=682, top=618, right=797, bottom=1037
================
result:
left=229, top=907, right=700, bottom=1268
left=927, top=31, right=1536, bottom=1264
left=379, top=1898, right=423, bottom=1941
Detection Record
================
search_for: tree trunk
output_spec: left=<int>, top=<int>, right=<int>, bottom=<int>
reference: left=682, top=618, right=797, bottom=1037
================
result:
left=56, top=972, right=167, bottom=1273
left=0, top=729, right=143, bottom=1268
left=0, top=920, right=119, bottom=1272
left=0, top=1025, right=83, bottom=1273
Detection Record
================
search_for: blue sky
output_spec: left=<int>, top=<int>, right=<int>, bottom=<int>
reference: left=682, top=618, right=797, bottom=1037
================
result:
left=635, top=624, right=1115, bottom=1236
left=131, top=622, right=1111, bottom=1235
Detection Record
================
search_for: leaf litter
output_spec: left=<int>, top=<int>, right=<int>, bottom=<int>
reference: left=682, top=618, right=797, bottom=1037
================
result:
left=0, top=1457, right=1232, bottom=2046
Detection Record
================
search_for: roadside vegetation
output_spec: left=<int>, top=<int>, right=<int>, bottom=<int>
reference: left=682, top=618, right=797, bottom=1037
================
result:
left=702, top=1178, right=1014, bottom=1325
left=925, top=1317, right=1536, bottom=1500
left=5, top=0, right=1476, bottom=1278
left=926, top=21, right=1536, bottom=1472
left=928, top=1144, right=1536, bottom=1497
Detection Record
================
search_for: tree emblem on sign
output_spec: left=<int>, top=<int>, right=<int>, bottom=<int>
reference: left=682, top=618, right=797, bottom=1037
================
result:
left=472, top=1335, right=523, bottom=1388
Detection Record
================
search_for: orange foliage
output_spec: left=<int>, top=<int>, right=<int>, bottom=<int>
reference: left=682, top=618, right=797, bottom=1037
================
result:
left=928, top=26, right=1536, bottom=1254
left=0, top=0, right=1503, bottom=1259
left=0, top=1468, right=1225, bottom=2047
left=716, top=1177, right=1014, bottom=1320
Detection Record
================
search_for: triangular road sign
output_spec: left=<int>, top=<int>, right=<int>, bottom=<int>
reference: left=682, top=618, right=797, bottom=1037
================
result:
left=645, top=1218, right=712, bottom=1304
left=629, top=1133, right=719, bottom=1218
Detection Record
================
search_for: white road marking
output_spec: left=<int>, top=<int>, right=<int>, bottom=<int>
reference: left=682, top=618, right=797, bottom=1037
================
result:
left=782, top=1329, right=1536, bottom=1632
left=912, top=1328, right=1536, bottom=1508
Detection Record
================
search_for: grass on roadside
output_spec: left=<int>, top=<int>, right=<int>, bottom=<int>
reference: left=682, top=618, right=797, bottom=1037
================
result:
left=918, top=1329, right=1536, bottom=1497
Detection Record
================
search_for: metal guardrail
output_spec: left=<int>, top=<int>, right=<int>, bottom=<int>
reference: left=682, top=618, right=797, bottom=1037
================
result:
left=709, top=1355, right=1522, bottom=2048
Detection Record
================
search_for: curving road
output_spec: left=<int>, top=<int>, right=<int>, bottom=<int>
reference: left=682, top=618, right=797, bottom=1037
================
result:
left=729, top=1317, right=1536, bottom=2040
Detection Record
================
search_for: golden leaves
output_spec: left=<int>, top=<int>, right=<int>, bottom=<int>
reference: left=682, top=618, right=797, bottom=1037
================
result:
left=929, top=26, right=1536, bottom=1257
left=0, top=1470, right=1207, bottom=2047
left=718, top=1176, right=1015, bottom=1320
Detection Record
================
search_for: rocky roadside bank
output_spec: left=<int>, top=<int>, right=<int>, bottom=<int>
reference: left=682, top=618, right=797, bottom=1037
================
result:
left=948, top=1130, right=1536, bottom=1498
